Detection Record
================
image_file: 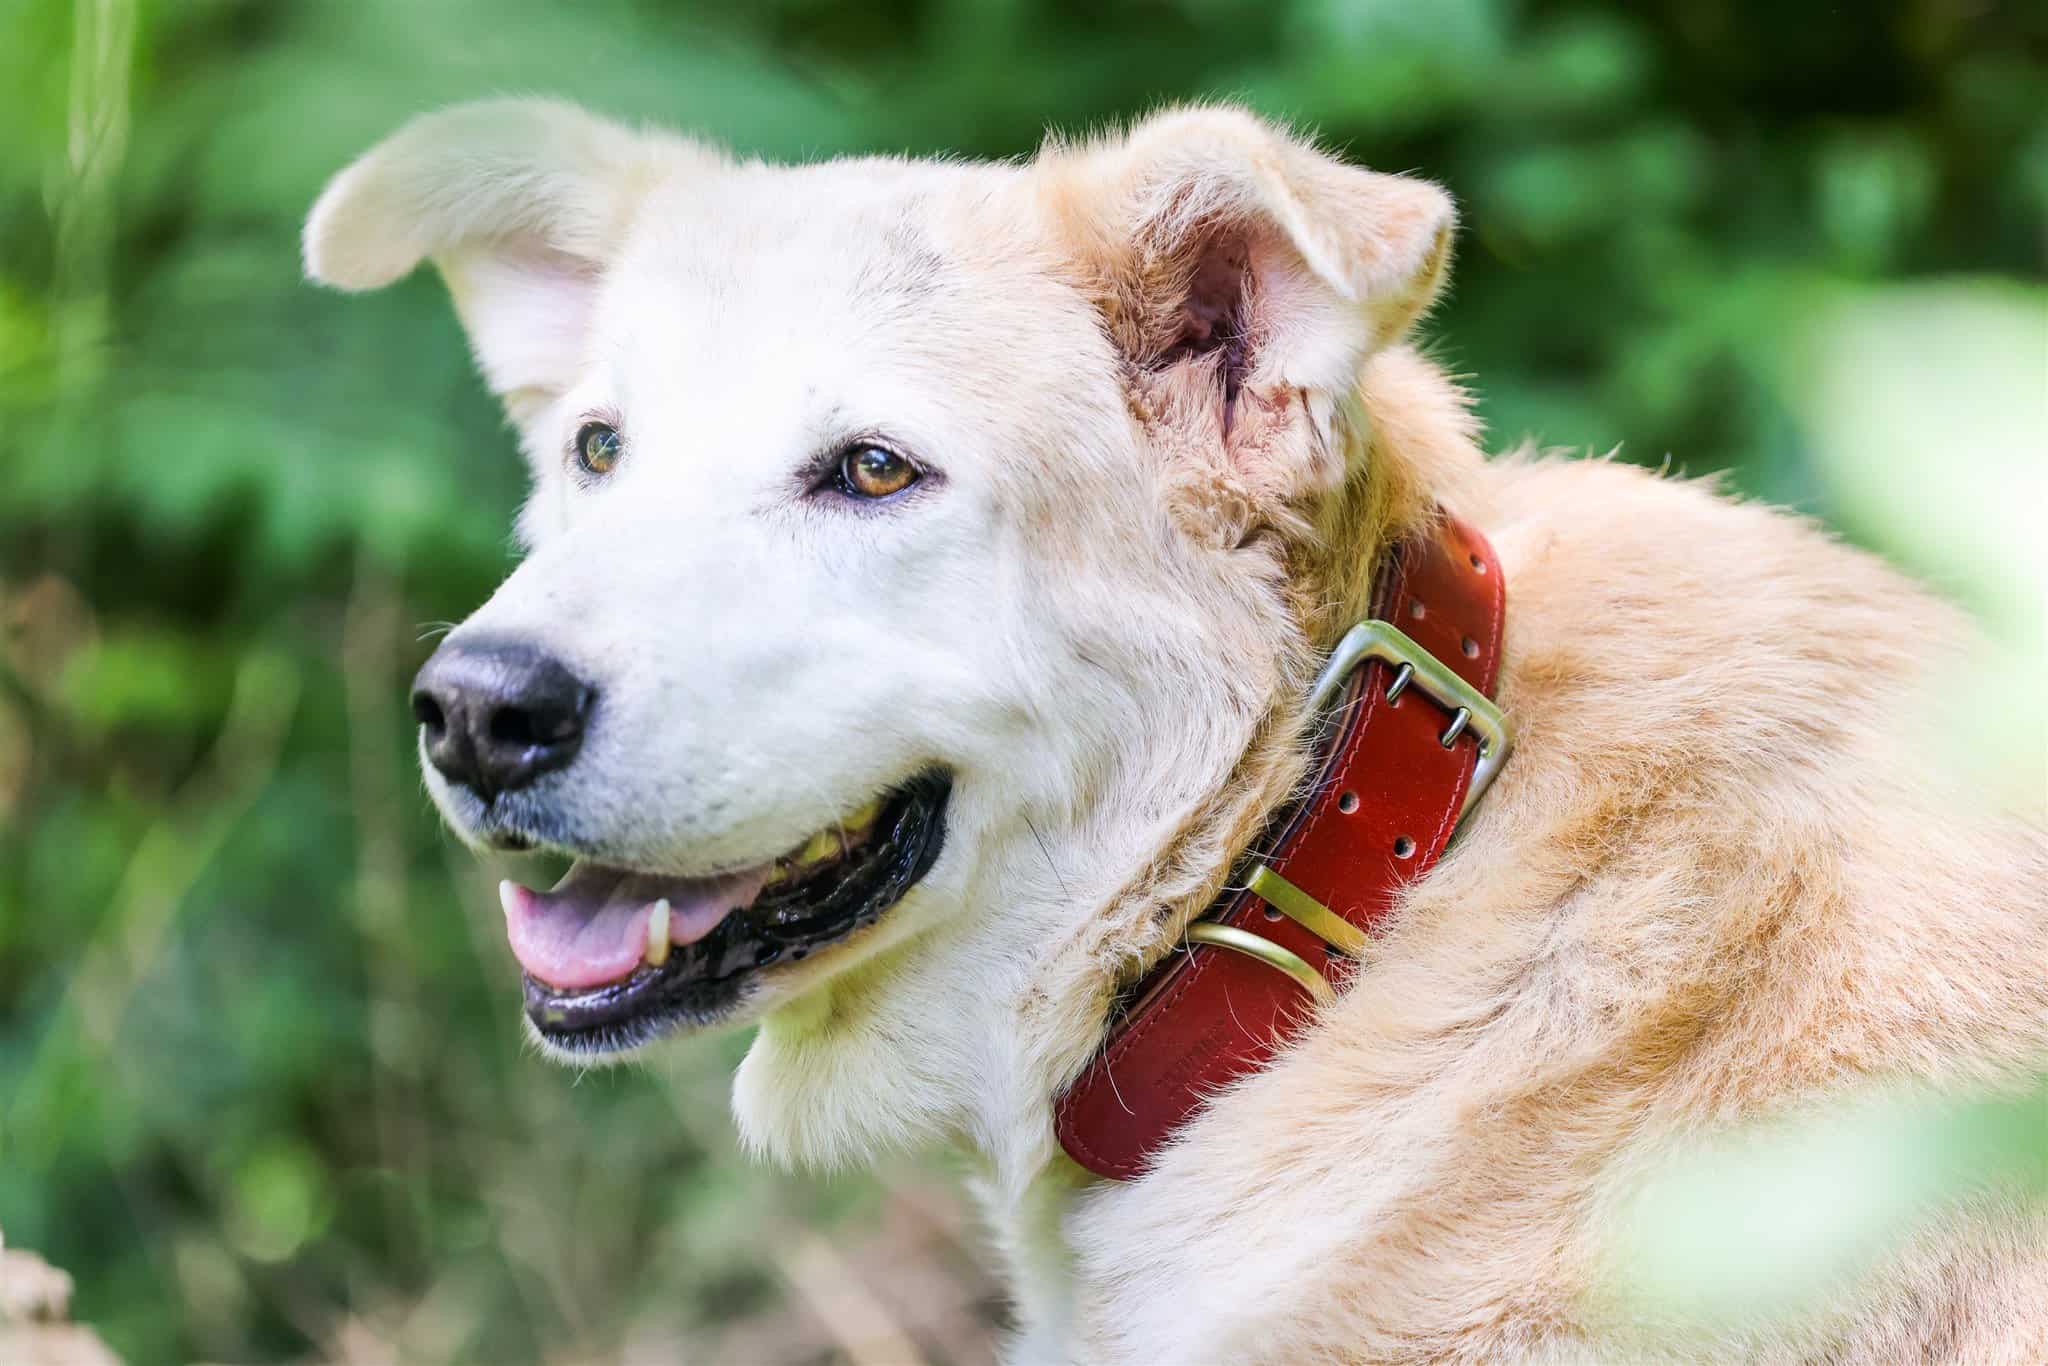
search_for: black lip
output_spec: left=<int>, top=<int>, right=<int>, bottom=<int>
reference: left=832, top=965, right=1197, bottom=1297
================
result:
left=523, top=771, right=952, bottom=1055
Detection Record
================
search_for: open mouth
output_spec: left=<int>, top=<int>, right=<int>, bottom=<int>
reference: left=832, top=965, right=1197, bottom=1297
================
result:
left=500, top=771, right=950, bottom=1053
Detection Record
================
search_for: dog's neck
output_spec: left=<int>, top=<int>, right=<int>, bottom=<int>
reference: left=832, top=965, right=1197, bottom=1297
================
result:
left=1015, top=347, right=1485, bottom=1085
left=965, top=346, right=1490, bottom=1320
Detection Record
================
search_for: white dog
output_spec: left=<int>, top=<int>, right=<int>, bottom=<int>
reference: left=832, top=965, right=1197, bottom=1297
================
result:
left=306, top=101, right=2047, bottom=1362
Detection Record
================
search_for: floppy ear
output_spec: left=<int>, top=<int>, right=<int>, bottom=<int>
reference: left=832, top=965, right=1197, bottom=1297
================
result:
left=304, top=98, right=718, bottom=417
left=1039, top=106, right=1454, bottom=537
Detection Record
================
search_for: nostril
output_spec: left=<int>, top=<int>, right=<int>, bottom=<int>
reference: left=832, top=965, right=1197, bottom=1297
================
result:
left=411, top=691, right=447, bottom=735
left=489, top=705, right=541, bottom=748
left=487, top=688, right=589, bottom=750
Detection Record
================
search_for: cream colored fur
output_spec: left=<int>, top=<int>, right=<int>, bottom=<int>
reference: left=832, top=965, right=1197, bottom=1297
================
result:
left=306, top=101, right=2048, bottom=1363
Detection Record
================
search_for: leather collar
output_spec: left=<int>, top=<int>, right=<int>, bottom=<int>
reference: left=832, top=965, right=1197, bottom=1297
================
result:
left=1056, top=514, right=1511, bottom=1180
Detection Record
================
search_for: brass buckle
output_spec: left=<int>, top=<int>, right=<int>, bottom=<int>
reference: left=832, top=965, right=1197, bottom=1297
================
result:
left=1184, top=867, right=1358, bottom=1008
left=1183, top=920, right=1337, bottom=1007
left=1183, top=619, right=1514, bottom=1004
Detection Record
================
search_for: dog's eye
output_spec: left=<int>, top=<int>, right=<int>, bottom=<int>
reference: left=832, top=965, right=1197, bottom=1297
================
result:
left=837, top=444, right=920, bottom=500
left=573, top=422, right=622, bottom=477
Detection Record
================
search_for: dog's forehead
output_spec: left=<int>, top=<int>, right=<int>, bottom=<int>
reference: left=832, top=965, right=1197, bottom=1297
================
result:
left=603, top=164, right=955, bottom=373
left=628, top=162, right=951, bottom=305
left=589, top=159, right=1121, bottom=476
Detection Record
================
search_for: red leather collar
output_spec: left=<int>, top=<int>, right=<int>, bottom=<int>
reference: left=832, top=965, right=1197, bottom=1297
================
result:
left=1056, top=514, right=1510, bottom=1180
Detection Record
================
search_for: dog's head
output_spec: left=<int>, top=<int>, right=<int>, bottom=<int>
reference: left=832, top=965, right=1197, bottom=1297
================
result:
left=306, top=100, right=1457, bottom=1164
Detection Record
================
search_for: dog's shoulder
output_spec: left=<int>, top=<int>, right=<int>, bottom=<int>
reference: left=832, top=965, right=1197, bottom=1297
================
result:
left=1479, top=452, right=1976, bottom=791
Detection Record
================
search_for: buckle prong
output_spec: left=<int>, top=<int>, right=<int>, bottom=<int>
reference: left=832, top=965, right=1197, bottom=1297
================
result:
left=1439, top=707, right=1471, bottom=748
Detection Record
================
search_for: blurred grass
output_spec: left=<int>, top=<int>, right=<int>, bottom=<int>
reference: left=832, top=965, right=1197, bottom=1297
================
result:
left=0, top=0, right=2042, bottom=1360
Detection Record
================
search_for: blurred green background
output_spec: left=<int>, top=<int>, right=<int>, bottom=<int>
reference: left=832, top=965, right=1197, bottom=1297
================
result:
left=1, top=1, right=2041, bottom=1361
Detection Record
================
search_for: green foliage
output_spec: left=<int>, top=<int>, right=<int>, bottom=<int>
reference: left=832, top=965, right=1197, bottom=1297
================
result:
left=1, top=1, right=2041, bottom=1359
left=1605, top=1078, right=2048, bottom=1338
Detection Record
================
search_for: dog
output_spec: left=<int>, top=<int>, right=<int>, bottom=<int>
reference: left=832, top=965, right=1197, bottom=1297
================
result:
left=304, top=101, right=2047, bottom=1362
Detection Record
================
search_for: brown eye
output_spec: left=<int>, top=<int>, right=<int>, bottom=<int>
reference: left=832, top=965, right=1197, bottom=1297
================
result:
left=574, top=422, right=621, bottom=476
left=837, top=444, right=920, bottom=500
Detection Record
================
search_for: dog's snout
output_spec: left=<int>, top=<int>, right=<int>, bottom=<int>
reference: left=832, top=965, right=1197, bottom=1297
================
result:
left=410, top=638, right=593, bottom=798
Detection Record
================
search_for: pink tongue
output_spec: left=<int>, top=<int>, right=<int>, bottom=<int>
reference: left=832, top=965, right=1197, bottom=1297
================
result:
left=500, top=862, right=773, bottom=990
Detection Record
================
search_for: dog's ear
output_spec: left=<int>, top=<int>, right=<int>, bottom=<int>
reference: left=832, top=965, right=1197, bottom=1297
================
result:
left=1040, top=106, right=1454, bottom=535
left=305, top=99, right=718, bottom=417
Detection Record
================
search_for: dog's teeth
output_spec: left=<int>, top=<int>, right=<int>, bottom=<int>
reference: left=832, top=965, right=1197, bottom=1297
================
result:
left=794, top=829, right=841, bottom=867
left=845, top=797, right=882, bottom=831
left=644, top=899, right=671, bottom=968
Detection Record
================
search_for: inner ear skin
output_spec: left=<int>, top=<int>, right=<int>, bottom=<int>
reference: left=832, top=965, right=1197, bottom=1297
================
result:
left=1159, top=233, right=1252, bottom=430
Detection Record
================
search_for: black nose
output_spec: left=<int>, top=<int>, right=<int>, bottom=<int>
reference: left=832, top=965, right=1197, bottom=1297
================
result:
left=410, top=638, right=594, bottom=798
